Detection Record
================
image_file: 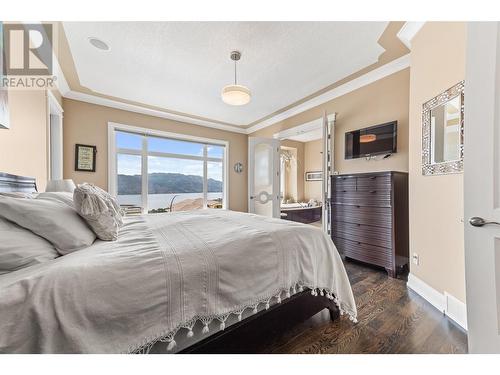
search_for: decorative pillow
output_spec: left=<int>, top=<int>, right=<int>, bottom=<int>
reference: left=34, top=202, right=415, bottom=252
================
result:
left=36, top=192, right=74, bottom=208
left=0, top=196, right=96, bottom=255
left=73, top=183, right=123, bottom=241
left=0, top=217, right=59, bottom=275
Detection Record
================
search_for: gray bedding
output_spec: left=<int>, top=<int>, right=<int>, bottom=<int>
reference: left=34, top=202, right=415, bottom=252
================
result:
left=0, top=210, right=356, bottom=353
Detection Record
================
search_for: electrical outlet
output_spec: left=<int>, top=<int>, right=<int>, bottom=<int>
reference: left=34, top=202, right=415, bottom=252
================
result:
left=412, top=253, right=419, bottom=266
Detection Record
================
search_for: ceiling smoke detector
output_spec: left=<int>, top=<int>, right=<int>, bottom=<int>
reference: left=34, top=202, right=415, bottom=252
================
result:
left=88, top=37, right=110, bottom=51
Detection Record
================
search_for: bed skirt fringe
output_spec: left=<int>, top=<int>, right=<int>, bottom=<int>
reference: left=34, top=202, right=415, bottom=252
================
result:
left=129, top=281, right=357, bottom=354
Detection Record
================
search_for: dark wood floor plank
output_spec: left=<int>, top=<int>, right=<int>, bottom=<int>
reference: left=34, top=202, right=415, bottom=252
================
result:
left=259, top=260, right=468, bottom=354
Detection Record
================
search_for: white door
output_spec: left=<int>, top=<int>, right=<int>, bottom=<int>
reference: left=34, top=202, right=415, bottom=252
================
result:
left=248, top=137, right=280, bottom=218
left=464, top=22, right=500, bottom=353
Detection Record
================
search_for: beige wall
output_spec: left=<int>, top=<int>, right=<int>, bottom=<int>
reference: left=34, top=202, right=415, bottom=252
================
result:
left=0, top=90, right=49, bottom=191
left=250, top=69, right=410, bottom=176
left=304, top=139, right=323, bottom=201
left=408, top=22, right=467, bottom=302
left=62, top=99, right=248, bottom=212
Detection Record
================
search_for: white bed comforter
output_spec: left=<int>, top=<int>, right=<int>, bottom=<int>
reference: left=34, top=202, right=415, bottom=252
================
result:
left=0, top=210, right=356, bottom=353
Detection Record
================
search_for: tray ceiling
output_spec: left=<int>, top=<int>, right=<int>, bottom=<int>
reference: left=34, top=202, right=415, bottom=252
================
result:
left=63, top=22, right=387, bottom=126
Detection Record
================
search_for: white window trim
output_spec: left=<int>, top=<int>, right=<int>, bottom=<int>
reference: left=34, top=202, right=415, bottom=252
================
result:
left=107, top=122, right=229, bottom=212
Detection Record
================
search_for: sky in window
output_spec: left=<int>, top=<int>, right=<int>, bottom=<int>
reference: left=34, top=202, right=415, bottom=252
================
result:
left=116, top=132, right=142, bottom=150
left=149, top=137, right=204, bottom=156
left=117, top=154, right=223, bottom=181
left=116, top=132, right=224, bottom=159
left=117, top=154, right=141, bottom=175
left=148, top=156, right=203, bottom=176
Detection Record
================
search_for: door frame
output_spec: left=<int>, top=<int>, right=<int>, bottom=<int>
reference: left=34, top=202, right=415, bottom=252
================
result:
left=464, top=21, right=500, bottom=353
left=248, top=137, right=281, bottom=218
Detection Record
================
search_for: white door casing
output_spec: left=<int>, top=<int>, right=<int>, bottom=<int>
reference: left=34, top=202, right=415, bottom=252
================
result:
left=248, top=137, right=280, bottom=218
left=322, top=112, right=335, bottom=234
left=464, top=22, right=500, bottom=353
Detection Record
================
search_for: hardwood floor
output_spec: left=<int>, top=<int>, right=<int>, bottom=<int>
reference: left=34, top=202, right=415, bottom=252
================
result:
left=259, top=260, right=468, bottom=354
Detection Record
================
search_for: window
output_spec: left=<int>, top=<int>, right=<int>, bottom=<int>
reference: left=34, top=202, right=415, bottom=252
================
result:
left=110, top=125, right=227, bottom=214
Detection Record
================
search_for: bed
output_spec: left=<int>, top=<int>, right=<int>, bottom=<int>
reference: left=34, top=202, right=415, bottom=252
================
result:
left=0, top=172, right=356, bottom=354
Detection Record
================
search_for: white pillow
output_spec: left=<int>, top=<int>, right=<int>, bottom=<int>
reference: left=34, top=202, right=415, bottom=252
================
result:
left=0, top=196, right=96, bottom=255
left=0, top=217, right=59, bottom=275
left=36, top=192, right=74, bottom=207
left=73, top=183, right=123, bottom=241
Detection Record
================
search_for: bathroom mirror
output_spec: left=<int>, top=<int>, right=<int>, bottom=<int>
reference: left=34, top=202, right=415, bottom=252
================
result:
left=422, top=81, right=464, bottom=175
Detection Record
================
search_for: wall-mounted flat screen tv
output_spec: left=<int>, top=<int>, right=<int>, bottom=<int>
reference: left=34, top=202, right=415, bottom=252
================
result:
left=345, top=121, right=397, bottom=159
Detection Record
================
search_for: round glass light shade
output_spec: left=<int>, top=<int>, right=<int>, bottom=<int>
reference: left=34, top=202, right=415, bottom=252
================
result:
left=221, top=84, right=251, bottom=106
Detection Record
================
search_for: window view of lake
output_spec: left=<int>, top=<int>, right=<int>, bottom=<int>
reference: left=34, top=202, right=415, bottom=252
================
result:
left=115, top=131, right=225, bottom=214
left=117, top=172, right=223, bottom=212
left=117, top=192, right=223, bottom=212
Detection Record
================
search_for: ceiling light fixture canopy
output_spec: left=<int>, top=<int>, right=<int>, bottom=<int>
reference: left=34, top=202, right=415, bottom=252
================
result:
left=221, top=51, right=251, bottom=106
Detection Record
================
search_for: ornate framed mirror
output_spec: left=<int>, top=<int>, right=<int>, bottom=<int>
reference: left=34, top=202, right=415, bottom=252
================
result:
left=422, top=81, right=464, bottom=175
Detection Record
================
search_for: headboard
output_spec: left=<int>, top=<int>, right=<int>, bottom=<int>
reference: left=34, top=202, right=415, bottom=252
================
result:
left=0, top=172, right=38, bottom=193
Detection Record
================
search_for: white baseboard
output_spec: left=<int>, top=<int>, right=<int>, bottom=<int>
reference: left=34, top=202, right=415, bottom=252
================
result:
left=444, top=292, right=468, bottom=331
left=407, top=273, right=467, bottom=330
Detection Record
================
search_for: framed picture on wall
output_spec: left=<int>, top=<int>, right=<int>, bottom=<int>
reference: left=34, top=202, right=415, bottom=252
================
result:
left=305, top=171, right=322, bottom=181
left=75, top=144, right=97, bottom=172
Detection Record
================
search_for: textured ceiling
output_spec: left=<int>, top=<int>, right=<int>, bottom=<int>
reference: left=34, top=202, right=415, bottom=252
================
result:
left=63, top=22, right=387, bottom=126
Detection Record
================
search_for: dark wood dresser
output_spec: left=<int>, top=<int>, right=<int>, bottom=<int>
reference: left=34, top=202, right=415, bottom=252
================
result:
left=331, top=171, right=409, bottom=277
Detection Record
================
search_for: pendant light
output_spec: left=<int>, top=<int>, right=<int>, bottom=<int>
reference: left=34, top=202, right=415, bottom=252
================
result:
left=221, top=51, right=251, bottom=106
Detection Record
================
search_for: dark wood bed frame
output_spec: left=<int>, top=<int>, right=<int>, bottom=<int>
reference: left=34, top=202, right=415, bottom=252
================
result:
left=0, top=172, right=340, bottom=354
left=179, top=290, right=339, bottom=354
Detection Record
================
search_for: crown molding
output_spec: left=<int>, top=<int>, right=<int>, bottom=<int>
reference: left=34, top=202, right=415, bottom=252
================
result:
left=397, top=22, right=426, bottom=49
left=246, top=54, right=410, bottom=134
left=64, top=90, right=248, bottom=134
left=28, top=21, right=415, bottom=137
left=35, top=22, right=245, bottom=134
left=273, top=113, right=336, bottom=140
left=64, top=54, right=410, bottom=136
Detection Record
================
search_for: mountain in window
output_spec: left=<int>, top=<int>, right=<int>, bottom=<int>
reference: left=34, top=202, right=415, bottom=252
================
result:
left=118, top=173, right=222, bottom=195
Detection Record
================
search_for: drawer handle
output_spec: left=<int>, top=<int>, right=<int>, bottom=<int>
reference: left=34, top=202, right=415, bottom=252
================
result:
left=343, top=190, right=347, bottom=193
left=369, top=176, right=376, bottom=180
left=369, top=190, right=377, bottom=193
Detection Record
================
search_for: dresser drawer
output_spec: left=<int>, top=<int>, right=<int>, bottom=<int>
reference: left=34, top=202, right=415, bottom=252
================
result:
left=332, top=176, right=357, bottom=192
left=332, top=221, right=392, bottom=248
left=333, top=236, right=393, bottom=268
left=331, top=204, right=392, bottom=228
left=331, top=190, right=391, bottom=207
left=356, top=174, right=392, bottom=192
